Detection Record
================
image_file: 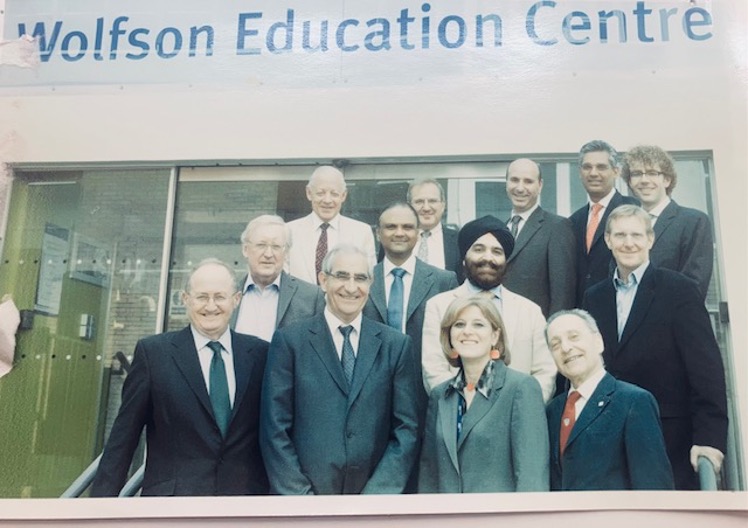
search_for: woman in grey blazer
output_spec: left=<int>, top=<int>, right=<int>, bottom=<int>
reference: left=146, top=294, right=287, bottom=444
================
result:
left=418, top=296, right=549, bottom=493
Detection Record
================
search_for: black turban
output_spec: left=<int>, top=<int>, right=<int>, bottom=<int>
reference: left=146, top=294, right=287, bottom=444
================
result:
left=457, top=215, right=515, bottom=260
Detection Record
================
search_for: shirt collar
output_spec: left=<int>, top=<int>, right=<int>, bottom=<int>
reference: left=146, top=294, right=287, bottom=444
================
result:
left=190, top=325, right=232, bottom=354
left=466, top=281, right=503, bottom=301
left=312, top=212, right=340, bottom=230
left=421, top=222, right=443, bottom=236
left=647, top=196, right=671, bottom=218
left=589, top=188, right=617, bottom=208
left=570, top=367, right=606, bottom=398
left=383, top=254, right=417, bottom=276
left=244, top=272, right=281, bottom=293
left=324, top=307, right=363, bottom=336
left=613, top=260, right=650, bottom=288
left=510, top=202, right=540, bottom=221
left=447, top=359, right=498, bottom=399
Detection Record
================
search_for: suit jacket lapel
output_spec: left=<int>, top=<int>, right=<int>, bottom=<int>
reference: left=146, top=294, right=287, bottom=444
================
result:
left=652, top=200, right=678, bottom=246
left=507, top=208, right=543, bottom=263
left=500, top=289, right=519, bottom=353
left=229, top=274, right=248, bottom=329
left=230, top=331, right=253, bottom=422
left=407, top=260, right=432, bottom=321
left=308, top=317, right=349, bottom=395
left=347, top=318, right=382, bottom=406
left=591, top=192, right=622, bottom=251
left=438, top=391, right=460, bottom=473
left=170, top=326, right=214, bottom=418
left=369, top=264, right=388, bottom=323
left=276, top=272, right=296, bottom=327
left=565, top=373, right=615, bottom=451
left=618, top=267, right=656, bottom=350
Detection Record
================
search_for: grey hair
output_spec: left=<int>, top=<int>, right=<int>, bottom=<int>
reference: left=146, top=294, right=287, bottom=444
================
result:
left=321, top=243, right=373, bottom=279
left=407, top=178, right=446, bottom=203
left=579, top=139, right=620, bottom=169
left=240, top=214, right=292, bottom=249
left=307, top=165, right=347, bottom=190
left=545, top=309, right=601, bottom=343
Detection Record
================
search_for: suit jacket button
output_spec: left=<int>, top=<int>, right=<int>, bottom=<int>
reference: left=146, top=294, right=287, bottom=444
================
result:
left=346, top=431, right=354, bottom=438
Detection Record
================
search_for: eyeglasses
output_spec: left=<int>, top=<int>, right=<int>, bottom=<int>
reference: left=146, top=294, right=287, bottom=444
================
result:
left=581, top=163, right=612, bottom=173
left=629, top=170, right=664, bottom=180
left=246, top=242, right=285, bottom=254
left=187, top=293, right=234, bottom=306
left=325, top=271, right=371, bottom=284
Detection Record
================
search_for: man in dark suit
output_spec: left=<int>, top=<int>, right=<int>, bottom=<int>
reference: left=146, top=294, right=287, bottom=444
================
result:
left=407, top=179, right=461, bottom=275
left=545, top=309, right=673, bottom=490
left=260, top=244, right=420, bottom=494
left=232, top=214, right=325, bottom=340
left=503, top=158, right=576, bottom=317
left=621, top=145, right=713, bottom=300
left=583, top=205, right=728, bottom=490
left=570, top=140, right=638, bottom=305
left=92, top=259, right=269, bottom=496
left=365, top=202, right=458, bottom=375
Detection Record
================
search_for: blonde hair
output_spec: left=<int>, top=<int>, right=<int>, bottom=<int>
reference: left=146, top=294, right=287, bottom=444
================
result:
left=439, top=295, right=510, bottom=367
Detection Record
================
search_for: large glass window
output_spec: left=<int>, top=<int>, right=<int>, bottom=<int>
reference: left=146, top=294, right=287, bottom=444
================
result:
left=0, top=169, right=171, bottom=497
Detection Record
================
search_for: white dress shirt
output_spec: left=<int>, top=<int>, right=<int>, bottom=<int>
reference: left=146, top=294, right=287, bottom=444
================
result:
left=324, top=308, right=362, bottom=360
left=507, top=202, right=540, bottom=237
left=646, top=196, right=671, bottom=226
left=235, top=274, right=281, bottom=341
left=567, top=367, right=607, bottom=419
left=420, top=222, right=445, bottom=269
left=587, top=188, right=617, bottom=227
left=191, top=326, right=236, bottom=406
left=613, top=261, right=650, bottom=339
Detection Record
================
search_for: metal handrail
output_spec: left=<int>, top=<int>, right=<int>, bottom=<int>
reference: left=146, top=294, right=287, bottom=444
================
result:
left=119, top=464, right=145, bottom=497
left=60, top=454, right=102, bottom=498
left=698, top=455, right=719, bottom=491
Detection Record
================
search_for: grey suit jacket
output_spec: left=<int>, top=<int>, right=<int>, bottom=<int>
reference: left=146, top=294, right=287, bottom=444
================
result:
left=504, top=207, right=577, bottom=317
left=232, top=271, right=325, bottom=333
left=260, top=314, right=420, bottom=495
left=650, top=200, right=713, bottom=300
left=418, top=360, right=549, bottom=493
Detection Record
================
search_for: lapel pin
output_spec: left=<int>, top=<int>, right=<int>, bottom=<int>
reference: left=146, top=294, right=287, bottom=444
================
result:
left=598, top=401, right=604, bottom=407
left=563, top=418, right=570, bottom=426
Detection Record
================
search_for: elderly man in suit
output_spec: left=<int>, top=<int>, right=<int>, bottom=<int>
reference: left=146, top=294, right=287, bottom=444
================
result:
left=92, top=259, right=269, bottom=496
left=583, top=205, right=728, bottom=490
left=503, top=158, right=576, bottom=317
left=232, top=214, right=325, bottom=340
left=407, top=179, right=461, bottom=275
left=621, top=145, right=714, bottom=300
left=570, top=140, right=638, bottom=305
left=287, top=165, right=376, bottom=284
left=545, top=309, right=674, bottom=490
left=261, top=244, right=420, bottom=494
left=421, top=215, right=557, bottom=402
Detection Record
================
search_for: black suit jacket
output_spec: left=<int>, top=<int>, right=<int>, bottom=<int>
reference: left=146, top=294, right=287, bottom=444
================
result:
left=260, top=314, right=420, bottom=495
left=547, top=372, right=674, bottom=490
left=569, top=192, right=639, bottom=305
left=650, top=200, right=713, bottom=300
left=583, top=267, right=728, bottom=489
left=92, top=327, right=269, bottom=496
left=231, top=271, right=325, bottom=332
left=504, top=207, right=576, bottom=317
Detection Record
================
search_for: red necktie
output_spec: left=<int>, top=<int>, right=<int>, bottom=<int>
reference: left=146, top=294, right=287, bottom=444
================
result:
left=560, top=390, right=582, bottom=456
left=585, top=203, right=603, bottom=253
left=314, top=223, right=329, bottom=284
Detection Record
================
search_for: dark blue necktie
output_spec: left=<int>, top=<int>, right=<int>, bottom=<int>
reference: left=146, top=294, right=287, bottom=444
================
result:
left=339, top=325, right=356, bottom=386
left=207, top=340, right=231, bottom=438
left=387, top=268, right=406, bottom=331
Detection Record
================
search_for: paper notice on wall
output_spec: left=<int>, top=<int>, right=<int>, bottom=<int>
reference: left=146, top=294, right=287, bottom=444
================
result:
left=0, top=296, right=20, bottom=378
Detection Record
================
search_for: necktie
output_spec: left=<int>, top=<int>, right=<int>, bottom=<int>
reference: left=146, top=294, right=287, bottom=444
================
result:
left=585, top=203, right=603, bottom=253
left=417, top=230, right=431, bottom=262
left=339, top=325, right=356, bottom=386
left=207, top=341, right=231, bottom=438
left=509, top=215, right=522, bottom=238
left=314, top=222, right=329, bottom=284
left=559, top=390, right=582, bottom=456
left=387, top=268, right=406, bottom=331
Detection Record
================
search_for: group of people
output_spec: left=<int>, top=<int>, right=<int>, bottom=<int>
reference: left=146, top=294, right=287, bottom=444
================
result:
left=91, top=140, right=728, bottom=497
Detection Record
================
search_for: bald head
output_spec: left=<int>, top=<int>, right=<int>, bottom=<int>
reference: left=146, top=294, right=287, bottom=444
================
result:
left=306, top=165, right=348, bottom=222
left=506, top=158, right=543, bottom=213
